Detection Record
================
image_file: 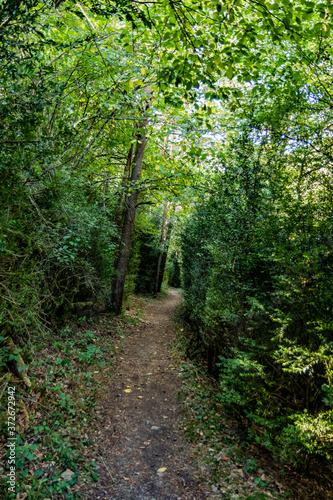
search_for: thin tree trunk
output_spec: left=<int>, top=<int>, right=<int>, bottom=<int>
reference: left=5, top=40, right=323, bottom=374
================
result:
left=112, top=143, right=134, bottom=226
left=109, top=116, right=150, bottom=314
left=154, top=204, right=173, bottom=296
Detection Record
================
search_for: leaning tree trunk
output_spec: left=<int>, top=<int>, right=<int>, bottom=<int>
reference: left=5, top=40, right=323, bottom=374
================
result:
left=112, top=143, right=134, bottom=226
left=154, top=204, right=173, bottom=296
left=109, top=114, right=150, bottom=314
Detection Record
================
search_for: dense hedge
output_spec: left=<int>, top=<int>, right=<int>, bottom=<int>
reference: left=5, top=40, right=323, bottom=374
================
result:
left=0, top=171, right=118, bottom=341
left=181, top=131, right=333, bottom=468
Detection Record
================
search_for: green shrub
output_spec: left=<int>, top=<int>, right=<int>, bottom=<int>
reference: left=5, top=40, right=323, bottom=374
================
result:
left=181, top=129, right=333, bottom=468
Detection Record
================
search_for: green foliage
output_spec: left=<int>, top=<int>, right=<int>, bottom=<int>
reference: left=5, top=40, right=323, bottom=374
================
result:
left=0, top=174, right=118, bottom=338
left=1, top=319, right=116, bottom=499
left=2, top=0, right=333, bottom=488
left=181, top=121, right=333, bottom=467
left=134, top=229, right=160, bottom=295
left=280, top=410, right=333, bottom=463
left=217, top=349, right=265, bottom=412
left=166, top=252, right=182, bottom=288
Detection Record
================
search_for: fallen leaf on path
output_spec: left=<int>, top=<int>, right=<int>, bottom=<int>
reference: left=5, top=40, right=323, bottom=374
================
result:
left=123, top=477, right=129, bottom=480
left=137, top=396, right=143, bottom=399
left=157, top=467, right=167, bottom=473
left=60, top=469, right=75, bottom=481
left=124, top=389, right=132, bottom=393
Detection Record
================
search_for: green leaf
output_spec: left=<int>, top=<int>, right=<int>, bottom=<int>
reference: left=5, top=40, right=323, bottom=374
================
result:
left=225, top=67, right=234, bottom=79
left=91, top=472, right=99, bottom=481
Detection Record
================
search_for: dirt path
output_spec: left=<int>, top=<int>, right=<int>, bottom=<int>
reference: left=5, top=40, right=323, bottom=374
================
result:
left=80, top=289, right=215, bottom=500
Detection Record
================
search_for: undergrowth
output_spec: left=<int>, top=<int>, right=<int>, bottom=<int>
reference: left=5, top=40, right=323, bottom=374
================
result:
left=171, top=323, right=332, bottom=500
left=0, top=314, right=123, bottom=499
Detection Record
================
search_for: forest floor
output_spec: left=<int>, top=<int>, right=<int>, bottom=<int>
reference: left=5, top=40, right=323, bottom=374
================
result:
left=77, top=288, right=217, bottom=500
left=75, top=289, right=333, bottom=500
left=2, top=289, right=332, bottom=499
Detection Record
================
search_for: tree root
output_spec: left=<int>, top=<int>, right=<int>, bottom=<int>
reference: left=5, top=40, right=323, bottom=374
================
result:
left=6, top=337, right=31, bottom=388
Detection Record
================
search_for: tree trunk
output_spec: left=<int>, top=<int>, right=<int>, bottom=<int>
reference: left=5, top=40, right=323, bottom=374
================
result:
left=154, top=204, right=173, bottom=296
left=109, top=117, right=149, bottom=314
left=112, top=143, right=134, bottom=226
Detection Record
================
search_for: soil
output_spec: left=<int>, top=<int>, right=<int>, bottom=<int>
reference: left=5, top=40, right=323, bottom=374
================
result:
left=78, top=289, right=217, bottom=500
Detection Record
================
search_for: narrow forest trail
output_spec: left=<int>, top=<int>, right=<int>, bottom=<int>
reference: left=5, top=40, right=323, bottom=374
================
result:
left=79, top=289, right=218, bottom=500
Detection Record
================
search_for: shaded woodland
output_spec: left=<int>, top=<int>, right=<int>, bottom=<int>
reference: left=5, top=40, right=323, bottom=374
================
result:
left=1, top=0, right=333, bottom=497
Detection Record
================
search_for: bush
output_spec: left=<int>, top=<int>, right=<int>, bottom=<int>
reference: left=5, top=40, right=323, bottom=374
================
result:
left=181, top=129, right=333, bottom=467
left=0, top=175, right=118, bottom=341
